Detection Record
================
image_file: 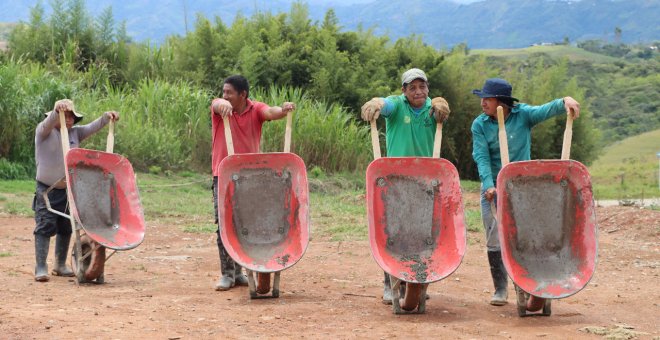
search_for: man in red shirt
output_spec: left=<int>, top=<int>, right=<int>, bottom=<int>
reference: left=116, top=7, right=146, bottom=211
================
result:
left=210, top=75, right=295, bottom=291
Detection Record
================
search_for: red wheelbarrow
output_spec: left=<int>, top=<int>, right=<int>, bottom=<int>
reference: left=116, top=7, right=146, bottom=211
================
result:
left=44, top=112, right=145, bottom=284
left=217, top=112, right=309, bottom=299
left=366, top=119, right=466, bottom=314
left=495, top=106, right=597, bottom=316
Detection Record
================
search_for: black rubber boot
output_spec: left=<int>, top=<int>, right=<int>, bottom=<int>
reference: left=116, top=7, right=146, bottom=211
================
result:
left=214, top=235, right=235, bottom=291
left=382, top=272, right=393, bottom=305
left=34, top=234, right=50, bottom=282
left=488, top=250, right=508, bottom=306
left=234, top=263, right=248, bottom=286
left=52, top=234, right=74, bottom=277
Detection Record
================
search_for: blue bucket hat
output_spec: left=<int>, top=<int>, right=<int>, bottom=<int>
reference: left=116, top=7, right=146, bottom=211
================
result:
left=472, top=78, right=519, bottom=102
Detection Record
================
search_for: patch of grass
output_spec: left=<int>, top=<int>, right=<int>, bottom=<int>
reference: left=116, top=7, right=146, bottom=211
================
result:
left=4, top=201, right=33, bottom=217
left=0, top=180, right=33, bottom=193
left=326, top=224, right=368, bottom=241
left=311, top=190, right=367, bottom=241
left=0, top=180, right=35, bottom=216
left=465, top=208, right=483, bottom=233
left=179, top=171, right=196, bottom=178
left=136, top=172, right=213, bottom=223
left=131, top=264, right=147, bottom=271
left=0, top=252, right=13, bottom=257
left=183, top=224, right=216, bottom=233
left=589, top=129, right=660, bottom=200
left=460, top=180, right=481, bottom=193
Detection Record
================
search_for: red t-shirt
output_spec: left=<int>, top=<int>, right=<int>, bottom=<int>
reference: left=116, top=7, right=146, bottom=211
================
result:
left=211, top=98, right=270, bottom=176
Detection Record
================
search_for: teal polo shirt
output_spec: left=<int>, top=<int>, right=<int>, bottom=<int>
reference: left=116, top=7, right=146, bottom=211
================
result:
left=381, top=94, right=437, bottom=157
left=471, top=98, right=566, bottom=190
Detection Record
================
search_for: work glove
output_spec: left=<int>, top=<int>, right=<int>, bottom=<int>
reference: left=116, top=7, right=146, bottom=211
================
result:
left=360, top=97, right=385, bottom=121
left=430, top=97, right=450, bottom=122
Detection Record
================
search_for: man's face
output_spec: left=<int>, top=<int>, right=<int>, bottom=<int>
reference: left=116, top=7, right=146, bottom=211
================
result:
left=481, top=97, right=500, bottom=117
left=402, top=79, right=429, bottom=109
left=222, top=83, right=246, bottom=109
left=54, top=111, right=75, bottom=129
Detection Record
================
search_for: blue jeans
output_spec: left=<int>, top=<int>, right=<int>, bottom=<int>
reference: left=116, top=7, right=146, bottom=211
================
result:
left=480, top=186, right=500, bottom=252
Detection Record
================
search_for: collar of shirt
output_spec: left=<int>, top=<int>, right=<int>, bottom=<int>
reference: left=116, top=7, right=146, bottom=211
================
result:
left=235, top=99, right=255, bottom=116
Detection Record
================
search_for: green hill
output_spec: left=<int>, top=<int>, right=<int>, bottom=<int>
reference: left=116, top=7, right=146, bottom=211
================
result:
left=471, top=45, right=621, bottom=63
left=589, top=129, right=660, bottom=199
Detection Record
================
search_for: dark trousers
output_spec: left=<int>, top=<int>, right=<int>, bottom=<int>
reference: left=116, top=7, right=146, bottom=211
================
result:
left=33, top=182, right=72, bottom=237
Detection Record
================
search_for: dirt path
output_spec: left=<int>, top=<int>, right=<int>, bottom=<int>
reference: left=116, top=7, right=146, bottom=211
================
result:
left=0, top=206, right=658, bottom=339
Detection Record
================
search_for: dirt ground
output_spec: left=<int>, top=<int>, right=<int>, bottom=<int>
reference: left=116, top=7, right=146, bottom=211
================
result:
left=1, top=203, right=658, bottom=339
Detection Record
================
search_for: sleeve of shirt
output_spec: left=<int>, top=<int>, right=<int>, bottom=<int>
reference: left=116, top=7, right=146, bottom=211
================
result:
left=522, top=98, right=566, bottom=127
left=380, top=96, right=398, bottom=118
left=471, top=119, right=495, bottom=190
left=35, top=111, right=60, bottom=140
left=76, top=115, right=110, bottom=141
left=256, top=102, right=270, bottom=123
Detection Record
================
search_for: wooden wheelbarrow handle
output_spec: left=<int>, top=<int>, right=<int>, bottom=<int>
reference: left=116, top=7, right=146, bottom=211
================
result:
left=561, top=109, right=574, bottom=160
left=223, top=116, right=235, bottom=156
left=284, top=109, right=293, bottom=153
left=490, top=106, right=509, bottom=220
left=106, top=120, right=114, bottom=153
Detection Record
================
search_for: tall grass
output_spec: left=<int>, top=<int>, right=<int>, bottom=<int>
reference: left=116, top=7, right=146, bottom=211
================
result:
left=76, top=80, right=212, bottom=172
left=258, top=86, right=372, bottom=173
left=0, top=59, right=373, bottom=177
left=0, top=59, right=77, bottom=179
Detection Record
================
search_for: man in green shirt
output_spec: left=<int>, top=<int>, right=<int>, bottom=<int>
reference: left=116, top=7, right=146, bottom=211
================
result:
left=361, top=68, right=451, bottom=304
left=471, top=78, right=580, bottom=306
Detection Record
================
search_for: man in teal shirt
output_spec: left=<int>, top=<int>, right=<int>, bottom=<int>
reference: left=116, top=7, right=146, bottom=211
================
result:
left=361, top=68, right=451, bottom=304
left=471, top=78, right=581, bottom=306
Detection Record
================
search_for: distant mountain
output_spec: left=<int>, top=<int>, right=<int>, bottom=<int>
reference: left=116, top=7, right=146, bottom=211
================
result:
left=0, top=0, right=657, bottom=48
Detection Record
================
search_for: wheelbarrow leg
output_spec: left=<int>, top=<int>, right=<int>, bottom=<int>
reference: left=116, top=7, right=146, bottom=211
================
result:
left=417, top=284, right=429, bottom=313
left=390, top=276, right=403, bottom=314
left=542, top=298, right=552, bottom=316
left=73, top=227, right=85, bottom=284
left=272, top=272, right=281, bottom=298
left=247, top=269, right=258, bottom=298
left=515, top=284, right=528, bottom=317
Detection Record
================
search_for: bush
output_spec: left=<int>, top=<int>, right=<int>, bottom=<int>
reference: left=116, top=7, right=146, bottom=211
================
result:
left=0, top=158, right=31, bottom=180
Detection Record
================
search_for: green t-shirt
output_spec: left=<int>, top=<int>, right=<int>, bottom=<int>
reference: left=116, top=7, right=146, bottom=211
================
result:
left=381, top=94, right=436, bottom=157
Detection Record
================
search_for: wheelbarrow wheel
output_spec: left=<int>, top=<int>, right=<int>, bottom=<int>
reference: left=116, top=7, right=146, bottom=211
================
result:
left=71, top=238, right=92, bottom=282
left=400, top=282, right=424, bottom=312
left=256, top=273, right=271, bottom=295
left=71, top=235, right=105, bottom=283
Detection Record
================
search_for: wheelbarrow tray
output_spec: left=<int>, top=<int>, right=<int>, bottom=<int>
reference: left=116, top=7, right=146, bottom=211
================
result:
left=366, top=157, right=466, bottom=284
left=65, top=148, right=146, bottom=250
left=496, top=159, right=597, bottom=299
left=217, top=152, right=309, bottom=273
